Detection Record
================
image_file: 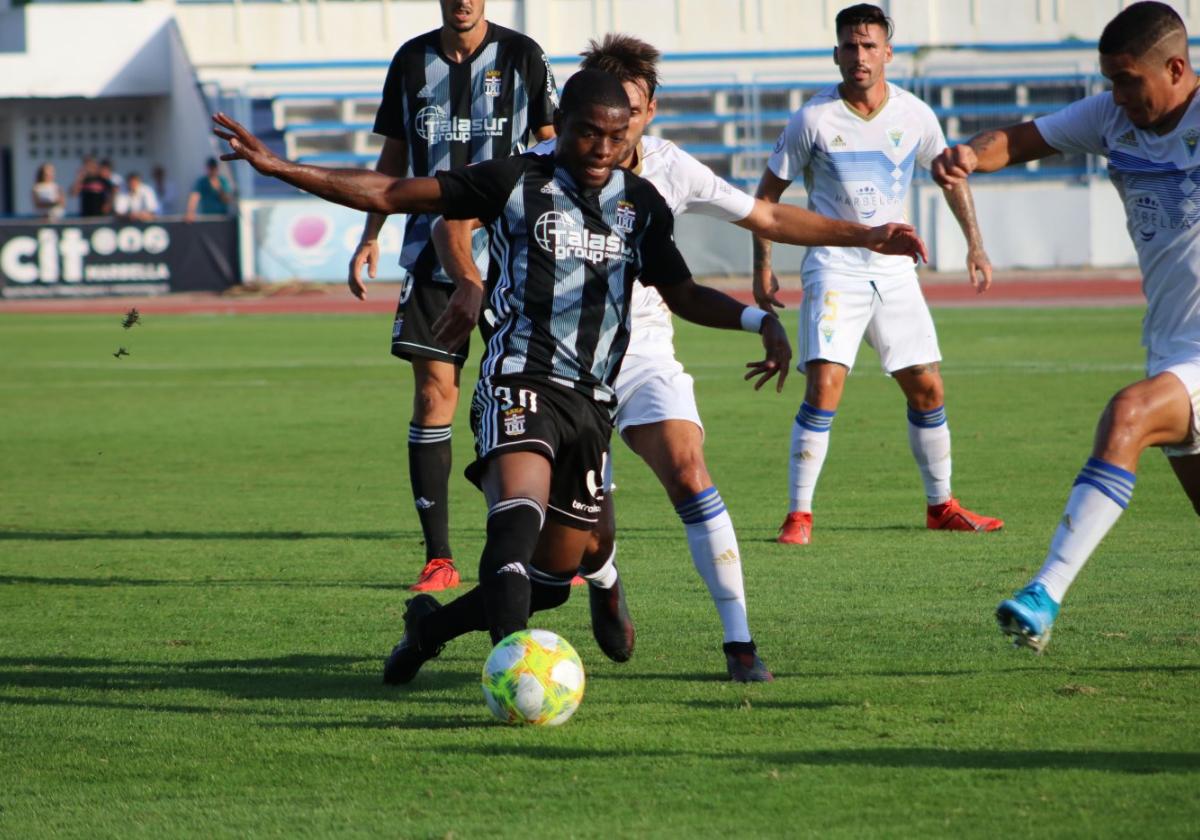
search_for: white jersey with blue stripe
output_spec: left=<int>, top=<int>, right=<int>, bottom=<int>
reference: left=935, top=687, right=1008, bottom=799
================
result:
left=768, top=82, right=946, bottom=280
left=1036, top=92, right=1200, bottom=359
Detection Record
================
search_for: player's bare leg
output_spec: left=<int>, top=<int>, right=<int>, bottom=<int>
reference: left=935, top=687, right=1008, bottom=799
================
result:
left=1167, top=452, right=1200, bottom=515
left=780, top=360, right=847, bottom=544
left=408, top=357, right=462, bottom=592
left=999, top=373, right=1193, bottom=652
left=893, top=363, right=1003, bottom=532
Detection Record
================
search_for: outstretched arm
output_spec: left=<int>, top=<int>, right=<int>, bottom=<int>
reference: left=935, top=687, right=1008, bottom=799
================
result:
left=942, top=180, right=992, bottom=293
left=736, top=198, right=928, bottom=263
left=932, top=121, right=1057, bottom=187
left=211, top=113, right=443, bottom=215
left=656, top=278, right=792, bottom=392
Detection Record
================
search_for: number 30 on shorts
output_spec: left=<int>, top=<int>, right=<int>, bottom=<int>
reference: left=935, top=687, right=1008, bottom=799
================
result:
left=493, top=385, right=539, bottom=413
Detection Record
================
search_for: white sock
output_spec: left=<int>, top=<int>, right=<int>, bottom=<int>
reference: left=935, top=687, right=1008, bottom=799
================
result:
left=907, top=405, right=952, bottom=505
left=789, top=402, right=835, bottom=513
left=675, top=487, right=750, bottom=643
left=1032, top=458, right=1135, bottom=603
left=583, top=545, right=618, bottom=590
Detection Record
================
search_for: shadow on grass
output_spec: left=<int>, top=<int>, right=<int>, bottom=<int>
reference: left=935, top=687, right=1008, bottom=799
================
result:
left=0, top=653, right=476, bottom=705
left=0, top=574, right=425, bottom=591
left=0, top=529, right=406, bottom=542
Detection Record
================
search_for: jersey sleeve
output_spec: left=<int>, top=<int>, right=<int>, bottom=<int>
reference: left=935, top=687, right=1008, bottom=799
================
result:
left=523, top=39, right=559, bottom=132
left=915, top=99, right=949, bottom=169
left=674, top=149, right=755, bottom=221
left=1034, top=93, right=1111, bottom=157
left=373, top=47, right=408, bottom=140
left=636, top=187, right=692, bottom=288
left=766, top=107, right=814, bottom=183
left=435, top=158, right=527, bottom=224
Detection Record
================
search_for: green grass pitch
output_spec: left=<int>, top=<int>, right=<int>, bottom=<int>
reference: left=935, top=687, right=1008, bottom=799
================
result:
left=1, top=306, right=1197, bottom=837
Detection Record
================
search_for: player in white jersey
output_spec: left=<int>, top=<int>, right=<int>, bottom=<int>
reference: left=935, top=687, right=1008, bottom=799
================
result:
left=934, top=1, right=1200, bottom=652
left=752, top=3, right=1004, bottom=547
left=431, top=34, right=928, bottom=681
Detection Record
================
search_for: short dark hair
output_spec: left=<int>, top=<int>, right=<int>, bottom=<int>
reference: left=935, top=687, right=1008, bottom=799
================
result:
left=1099, top=1, right=1185, bottom=57
left=205, top=157, right=218, bottom=169
left=558, top=68, right=631, bottom=117
left=835, top=3, right=893, bottom=41
left=579, top=34, right=662, bottom=99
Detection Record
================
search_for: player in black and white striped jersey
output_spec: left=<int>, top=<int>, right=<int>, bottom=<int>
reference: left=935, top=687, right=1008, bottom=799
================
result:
left=350, top=0, right=558, bottom=594
left=212, top=68, right=792, bottom=680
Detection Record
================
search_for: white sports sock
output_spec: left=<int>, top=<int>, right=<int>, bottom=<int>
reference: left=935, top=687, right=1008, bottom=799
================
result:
left=1032, top=458, right=1135, bottom=604
left=583, top=545, right=618, bottom=590
left=907, top=405, right=952, bottom=505
left=676, top=488, right=750, bottom=644
left=789, top=402, right=835, bottom=513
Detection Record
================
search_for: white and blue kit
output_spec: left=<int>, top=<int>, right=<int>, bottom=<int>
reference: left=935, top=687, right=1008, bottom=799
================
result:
left=768, top=82, right=946, bottom=373
left=1035, top=91, right=1200, bottom=454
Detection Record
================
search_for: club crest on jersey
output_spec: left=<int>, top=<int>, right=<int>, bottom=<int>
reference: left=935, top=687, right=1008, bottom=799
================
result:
left=1184, top=128, right=1200, bottom=157
left=503, top=407, right=526, bottom=436
left=887, top=127, right=904, bottom=148
left=533, top=211, right=634, bottom=264
left=415, top=104, right=509, bottom=142
left=484, top=70, right=502, bottom=98
left=614, top=201, right=637, bottom=233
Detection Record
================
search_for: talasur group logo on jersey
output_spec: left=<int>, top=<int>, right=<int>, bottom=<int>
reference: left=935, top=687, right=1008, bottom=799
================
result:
left=614, top=201, right=637, bottom=233
left=533, top=211, right=633, bottom=264
left=414, top=104, right=509, bottom=143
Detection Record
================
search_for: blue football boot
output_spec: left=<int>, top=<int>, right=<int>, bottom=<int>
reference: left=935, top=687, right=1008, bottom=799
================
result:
left=996, top=583, right=1060, bottom=653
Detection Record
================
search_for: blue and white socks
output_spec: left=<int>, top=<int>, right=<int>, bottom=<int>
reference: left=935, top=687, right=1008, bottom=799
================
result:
left=788, top=402, right=836, bottom=513
left=676, top=487, right=751, bottom=644
left=1032, top=458, right=1135, bottom=604
left=907, top=405, right=952, bottom=505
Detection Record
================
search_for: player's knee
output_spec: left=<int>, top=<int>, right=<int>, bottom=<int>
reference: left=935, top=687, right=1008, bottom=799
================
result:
left=1099, top=389, right=1152, bottom=448
left=413, top=377, right=458, bottom=419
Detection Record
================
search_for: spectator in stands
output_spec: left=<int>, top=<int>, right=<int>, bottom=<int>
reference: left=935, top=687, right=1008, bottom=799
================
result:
left=31, top=163, right=65, bottom=220
left=100, top=159, right=124, bottom=194
left=185, top=157, right=234, bottom=221
left=115, top=171, right=160, bottom=221
left=151, top=165, right=179, bottom=216
left=73, top=155, right=114, bottom=217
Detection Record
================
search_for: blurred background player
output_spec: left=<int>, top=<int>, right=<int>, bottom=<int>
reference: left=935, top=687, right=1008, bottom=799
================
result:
left=934, top=1, right=1200, bottom=652
left=210, top=69, right=792, bottom=683
left=753, top=3, right=1003, bottom=545
left=346, top=0, right=557, bottom=593
left=435, top=34, right=928, bottom=681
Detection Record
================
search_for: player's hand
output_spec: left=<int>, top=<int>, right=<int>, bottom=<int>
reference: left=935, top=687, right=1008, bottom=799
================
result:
left=348, top=240, right=379, bottom=300
left=967, top=244, right=993, bottom=293
left=432, top=277, right=484, bottom=350
left=753, top=269, right=785, bottom=313
left=932, top=145, right=978, bottom=189
left=744, top=315, right=791, bottom=393
left=212, top=112, right=279, bottom=175
left=864, top=223, right=928, bottom=264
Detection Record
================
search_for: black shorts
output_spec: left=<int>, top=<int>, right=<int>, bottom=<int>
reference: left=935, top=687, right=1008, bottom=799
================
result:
left=390, top=273, right=469, bottom=365
left=466, top=374, right=613, bottom=530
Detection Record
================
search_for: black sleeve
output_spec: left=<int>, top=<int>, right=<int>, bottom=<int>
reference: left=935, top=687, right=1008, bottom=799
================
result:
left=373, top=48, right=408, bottom=140
left=435, top=157, right=528, bottom=225
left=523, top=38, right=558, bottom=132
left=636, top=186, right=692, bottom=288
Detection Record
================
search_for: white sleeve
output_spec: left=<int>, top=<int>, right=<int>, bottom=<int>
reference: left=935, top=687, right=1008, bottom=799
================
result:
left=916, top=100, right=949, bottom=169
left=1034, top=93, right=1110, bottom=157
left=673, top=150, right=755, bottom=221
left=766, top=108, right=813, bottom=183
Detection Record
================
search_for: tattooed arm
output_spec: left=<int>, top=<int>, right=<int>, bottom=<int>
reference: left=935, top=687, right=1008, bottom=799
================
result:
left=942, top=179, right=992, bottom=293
left=932, top=122, right=1058, bottom=188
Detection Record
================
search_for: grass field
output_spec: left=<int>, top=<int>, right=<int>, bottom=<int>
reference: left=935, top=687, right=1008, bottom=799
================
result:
left=1, top=306, right=1197, bottom=838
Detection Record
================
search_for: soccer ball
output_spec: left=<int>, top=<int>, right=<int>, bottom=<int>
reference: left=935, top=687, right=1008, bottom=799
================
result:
left=481, top=629, right=586, bottom=726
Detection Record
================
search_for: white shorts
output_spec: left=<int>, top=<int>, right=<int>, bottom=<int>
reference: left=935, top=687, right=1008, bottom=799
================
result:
left=798, top=270, right=941, bottom=374
left=613, top=352, right=704, bottom=438
left=1148, top=352, right=1200, bottom=457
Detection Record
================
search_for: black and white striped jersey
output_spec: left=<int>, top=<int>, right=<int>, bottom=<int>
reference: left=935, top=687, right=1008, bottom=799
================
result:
left=374, top=24, right=557, bottom=284
left=436, top=155, right=692, bottom=415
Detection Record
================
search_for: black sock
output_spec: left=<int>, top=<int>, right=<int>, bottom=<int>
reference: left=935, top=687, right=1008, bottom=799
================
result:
left=529, top=565, right=574, bottom=614
left=479, top=499, right=544, bottom=644
left=418, top=587, right=487, bottom=650
left=408, top=423, right=453, bottom=561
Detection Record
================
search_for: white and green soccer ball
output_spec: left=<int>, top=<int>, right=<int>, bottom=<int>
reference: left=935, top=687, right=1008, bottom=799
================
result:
left=481, top=629, right=586, bottom=726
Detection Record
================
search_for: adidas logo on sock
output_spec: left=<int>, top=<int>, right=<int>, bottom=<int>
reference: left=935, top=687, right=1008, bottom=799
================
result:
left=415, top=497, right=436, bottom=510
left=497, top=562, right=528, bottom=577
left=714, top=549, right=740, bottom=566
